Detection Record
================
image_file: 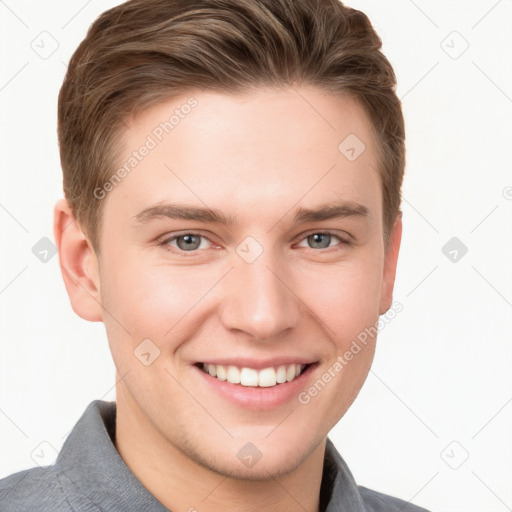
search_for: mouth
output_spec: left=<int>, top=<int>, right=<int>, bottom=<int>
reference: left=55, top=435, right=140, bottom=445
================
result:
left=192, top=359, right=319, bottom=410
left=195, top=362, right=314, bottom=388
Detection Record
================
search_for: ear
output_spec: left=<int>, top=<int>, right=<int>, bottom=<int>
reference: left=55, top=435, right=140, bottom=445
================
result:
left=53, top=198, right=103, bottom=322
left=379, top=212, right=402, bottom=315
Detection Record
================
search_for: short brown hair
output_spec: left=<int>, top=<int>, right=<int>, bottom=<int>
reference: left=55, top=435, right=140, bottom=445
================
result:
left=58, top=0, right=405, bottom=252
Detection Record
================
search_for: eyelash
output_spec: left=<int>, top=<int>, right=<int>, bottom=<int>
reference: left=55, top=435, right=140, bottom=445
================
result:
left=158, top=230, right=350, bottom=257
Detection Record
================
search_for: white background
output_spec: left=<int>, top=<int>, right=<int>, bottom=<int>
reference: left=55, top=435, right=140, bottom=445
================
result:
left=1, top=1, right=511, bottom=511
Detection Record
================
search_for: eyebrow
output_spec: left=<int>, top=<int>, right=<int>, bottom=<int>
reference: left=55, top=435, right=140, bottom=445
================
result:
left=134, top=200, right=369, bottom=226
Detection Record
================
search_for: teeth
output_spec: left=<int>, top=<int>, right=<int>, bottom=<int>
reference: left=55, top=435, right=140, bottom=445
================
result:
left=216, top=365, right=227, bottom=381
left=240, top=367, right=258, bottom=386
left=202, top=363, right=306, bottom=387
left=258, top=367, right=277, bottom=387
left=276, top=365, right=287, bottom=384
left=227, top=365, right=241, bottom=384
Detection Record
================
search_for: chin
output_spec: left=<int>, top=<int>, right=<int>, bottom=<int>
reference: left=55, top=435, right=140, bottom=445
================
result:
left=211, top=453, right=307, bottom=482
left=184, top=434, right=320, bottom=482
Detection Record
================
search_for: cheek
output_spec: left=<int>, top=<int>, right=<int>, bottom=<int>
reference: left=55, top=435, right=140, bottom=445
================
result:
left=99, top=256, right=226, bottom=363
left=297, top=260, right=383, bottom=423
left=300, top=256, right=384, bottom=344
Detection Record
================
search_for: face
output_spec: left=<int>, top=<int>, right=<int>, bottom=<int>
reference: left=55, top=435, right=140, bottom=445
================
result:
left=71, top=86, right=401, bottom=479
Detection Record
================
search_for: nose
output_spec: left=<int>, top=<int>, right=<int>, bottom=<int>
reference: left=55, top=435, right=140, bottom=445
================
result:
left=218, top=248, right=301, bottom=341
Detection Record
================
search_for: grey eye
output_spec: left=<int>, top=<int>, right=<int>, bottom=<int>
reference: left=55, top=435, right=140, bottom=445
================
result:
left=307, top=233, right=333, bottom=249
left=175, top=234, right=203, bottom=251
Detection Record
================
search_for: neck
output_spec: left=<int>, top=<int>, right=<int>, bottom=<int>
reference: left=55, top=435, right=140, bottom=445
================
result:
left=114, top=384, right=326, bottom=512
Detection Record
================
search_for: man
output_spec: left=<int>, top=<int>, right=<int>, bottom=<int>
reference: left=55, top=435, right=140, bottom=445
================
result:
left=0, top=0, right=431, bottom=510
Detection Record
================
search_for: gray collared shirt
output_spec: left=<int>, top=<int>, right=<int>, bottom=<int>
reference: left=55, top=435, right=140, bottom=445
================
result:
left=0, top=400, right=431, bottom=511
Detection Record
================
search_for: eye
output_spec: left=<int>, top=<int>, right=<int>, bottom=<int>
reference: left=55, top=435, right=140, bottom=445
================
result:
left=296, top=231, right=348, bottom=250
left=160, top=232, right=213, bottom=254
left=158, top=230, right=349, bottom=256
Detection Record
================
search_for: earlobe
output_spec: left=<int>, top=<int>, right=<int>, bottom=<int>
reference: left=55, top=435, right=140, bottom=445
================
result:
left=379, top=212, right=403, bottom=315
left=53, top=198, right=103, bottom=322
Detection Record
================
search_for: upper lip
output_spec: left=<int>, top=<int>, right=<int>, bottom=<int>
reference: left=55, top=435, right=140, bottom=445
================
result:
left=196, top=358, right=318, bottom=370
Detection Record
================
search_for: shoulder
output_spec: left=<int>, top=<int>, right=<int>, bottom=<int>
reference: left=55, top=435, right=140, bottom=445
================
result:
left=359, top=485, right=432, bottom=512
left=0, top=465, right=73, bottom=512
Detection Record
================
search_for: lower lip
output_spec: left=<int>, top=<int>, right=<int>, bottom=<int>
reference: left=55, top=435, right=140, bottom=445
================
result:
left=193, top=364, right=316, bottom=411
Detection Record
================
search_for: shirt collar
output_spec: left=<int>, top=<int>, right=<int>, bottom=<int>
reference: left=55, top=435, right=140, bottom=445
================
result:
left=322, top=437, right=367, bottom=511
left=56, top=400, right=168, bottom=511
left=56, top=400, right=365, bottom=511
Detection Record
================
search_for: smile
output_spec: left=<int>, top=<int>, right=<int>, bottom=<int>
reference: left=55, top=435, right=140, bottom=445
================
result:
left=199, top=363, right=309, bottom=388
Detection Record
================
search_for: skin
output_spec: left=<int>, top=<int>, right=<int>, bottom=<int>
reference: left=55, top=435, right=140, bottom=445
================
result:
left=54, top=86, right=402, bottom=512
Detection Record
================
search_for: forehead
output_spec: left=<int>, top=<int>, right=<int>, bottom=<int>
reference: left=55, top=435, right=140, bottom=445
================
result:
left=104, top=86, right=381, bottom=228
